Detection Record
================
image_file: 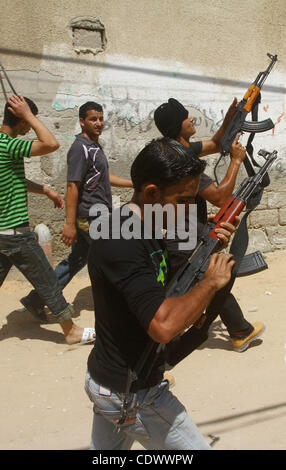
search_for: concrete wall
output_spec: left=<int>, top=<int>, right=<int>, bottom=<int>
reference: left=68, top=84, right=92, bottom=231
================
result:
left=1, top=0, right=286, bottom=261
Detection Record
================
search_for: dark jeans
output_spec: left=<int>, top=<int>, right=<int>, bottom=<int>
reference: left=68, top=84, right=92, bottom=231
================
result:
left=0, top=231, right=72, bottom=322
left=168, top=250, right=253, bottom=339
left=24, top=226, right=91, bottom=310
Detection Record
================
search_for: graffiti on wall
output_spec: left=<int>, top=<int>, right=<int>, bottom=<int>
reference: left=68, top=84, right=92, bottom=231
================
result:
left=51, top=82, right=286, bottom=179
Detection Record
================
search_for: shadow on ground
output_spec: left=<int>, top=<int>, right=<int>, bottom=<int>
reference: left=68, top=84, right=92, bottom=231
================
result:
left=0, top=285, right=95, bottom=344
left=71, top=286, right=94, bottom=318
left=0, top=308, right=64, bottom=343
left=197, top=320, right=263, bottom=352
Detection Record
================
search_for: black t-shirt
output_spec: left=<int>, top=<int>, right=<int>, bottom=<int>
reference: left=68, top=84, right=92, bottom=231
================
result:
left=87, top=207, right=169, bottom=393
left=67, top=134, right=112, bottom=218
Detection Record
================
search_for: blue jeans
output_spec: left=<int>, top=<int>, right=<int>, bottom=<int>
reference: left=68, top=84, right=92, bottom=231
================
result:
left=0, top=231, right=72, bottom=322
left=84, top=370, right=211, bottom=451
left=23, top=225, right=91, bottom=310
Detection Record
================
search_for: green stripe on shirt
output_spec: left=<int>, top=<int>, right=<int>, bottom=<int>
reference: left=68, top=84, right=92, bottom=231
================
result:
left=0, top=132, right=32, bottom=229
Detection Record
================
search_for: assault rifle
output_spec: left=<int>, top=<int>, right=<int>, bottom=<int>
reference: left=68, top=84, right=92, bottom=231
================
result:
left=167, top=148, right=277, bottom=298
left=215, top=53, right=278, bottom=182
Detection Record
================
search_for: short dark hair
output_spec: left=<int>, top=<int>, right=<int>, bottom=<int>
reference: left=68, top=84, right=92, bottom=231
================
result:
left=79, top=101, right=103, bottom=120
left=3, top=97, right=38, bottom=127
left=131, top=137, right=206, bottom=191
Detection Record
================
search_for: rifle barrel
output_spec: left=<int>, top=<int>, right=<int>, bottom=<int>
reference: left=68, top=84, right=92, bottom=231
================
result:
left=256, top=53, right=278, bottom=87
left=235, top=151, right=277, bottom=200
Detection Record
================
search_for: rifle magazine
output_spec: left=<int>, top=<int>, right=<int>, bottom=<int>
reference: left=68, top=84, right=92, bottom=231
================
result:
left=241, top=118, right=274, bottom=133
left=236, top=250, right=268, bottom=277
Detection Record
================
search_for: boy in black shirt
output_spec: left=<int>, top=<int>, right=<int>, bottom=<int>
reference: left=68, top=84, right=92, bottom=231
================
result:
left=86, top=138, right=238, bottom=450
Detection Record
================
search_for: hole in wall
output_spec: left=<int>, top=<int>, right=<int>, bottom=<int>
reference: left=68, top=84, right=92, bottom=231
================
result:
left=69, top=17, right=107, bottom=55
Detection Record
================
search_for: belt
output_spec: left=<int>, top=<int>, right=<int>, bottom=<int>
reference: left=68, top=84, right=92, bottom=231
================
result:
left=0, top=226, right=30, bottom=235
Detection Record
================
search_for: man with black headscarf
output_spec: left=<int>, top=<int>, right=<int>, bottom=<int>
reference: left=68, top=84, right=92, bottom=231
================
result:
left=154, top=98, right=265, bottom=353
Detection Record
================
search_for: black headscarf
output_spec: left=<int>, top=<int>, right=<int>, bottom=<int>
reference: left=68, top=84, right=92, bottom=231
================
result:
left=154, top=98, right=189, bottom=138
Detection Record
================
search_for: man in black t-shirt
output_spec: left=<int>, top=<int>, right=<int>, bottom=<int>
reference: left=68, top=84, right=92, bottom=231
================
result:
left=85, top=138, right=238, bottom=450
left=21, top=101, right=133, bottom=323
left=154, top=98, right=265, bottom=353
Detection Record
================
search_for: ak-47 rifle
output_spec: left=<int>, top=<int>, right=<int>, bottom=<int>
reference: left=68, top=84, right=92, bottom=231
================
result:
left=167, top=148, right=277, bottom=297
left=221, top=53, right=277, bottom=153
left=215, top=53, right=278, bottom=182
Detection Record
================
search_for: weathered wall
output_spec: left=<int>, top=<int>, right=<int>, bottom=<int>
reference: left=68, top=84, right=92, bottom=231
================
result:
left=1, top=0, right=286, bottom=261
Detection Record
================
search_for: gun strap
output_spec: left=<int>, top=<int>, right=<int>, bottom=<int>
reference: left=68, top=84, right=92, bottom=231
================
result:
left=229, top=209, right=252, bottom=275
left=244, top=94, right=261, bottom=173
left=117, top=339, right=165, bottom=424
left=244, top=93, right=270, bottom=188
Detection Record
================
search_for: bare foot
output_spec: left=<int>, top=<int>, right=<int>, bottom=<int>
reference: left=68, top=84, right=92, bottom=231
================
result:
left=60, top=320, right=95, bottom=345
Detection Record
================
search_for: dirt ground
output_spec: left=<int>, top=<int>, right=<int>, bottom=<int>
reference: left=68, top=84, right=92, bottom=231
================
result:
left=0, top=250, right=285, bottom=451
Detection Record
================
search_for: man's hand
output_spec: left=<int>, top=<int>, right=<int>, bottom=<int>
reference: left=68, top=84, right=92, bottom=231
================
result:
left=204, top=252, right=235, bottom=291
left=230, top=133, right=246, bottom=164
left=61, top=223, right=77, bottom=247
left=43, top=187, right=65, bottom=209
left=212, top=216, right=240, bottom=250
left=7, top=94, right=34, bottom=120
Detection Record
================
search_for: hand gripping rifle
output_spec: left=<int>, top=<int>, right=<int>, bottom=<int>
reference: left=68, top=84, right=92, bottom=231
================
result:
left=161, top=148, right=277, bottom=367
left=117, top=149, right=277, bottom=426
left=215, top=53, right=278, bottom=183
left=167, top=148, right=277, bottom=298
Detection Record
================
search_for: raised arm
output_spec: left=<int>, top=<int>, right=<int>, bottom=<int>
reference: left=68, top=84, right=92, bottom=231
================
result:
left=198, top=98, right=238, bottom=157
left=7, top=94, right=59, bottom=156
left=199, top=133, right=246, bottom=207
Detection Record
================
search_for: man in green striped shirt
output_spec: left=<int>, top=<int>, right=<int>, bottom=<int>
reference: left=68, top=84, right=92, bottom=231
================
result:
left=0, top=94, right=95, bottom=345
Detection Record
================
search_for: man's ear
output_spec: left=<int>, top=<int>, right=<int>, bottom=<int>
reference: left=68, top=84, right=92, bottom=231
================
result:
left=18, top=119, right=27, bottom=127
left=79, top=117, right=85, bottom=130
left=142, top=183, right=161, bottom=203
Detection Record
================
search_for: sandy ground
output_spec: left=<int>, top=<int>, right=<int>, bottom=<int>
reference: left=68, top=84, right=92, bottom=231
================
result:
left=0, top=250, right=286, bottom=451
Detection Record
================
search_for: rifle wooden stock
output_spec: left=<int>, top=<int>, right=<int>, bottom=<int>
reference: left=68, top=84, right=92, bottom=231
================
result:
left=243, top=84, right=261, bottom=112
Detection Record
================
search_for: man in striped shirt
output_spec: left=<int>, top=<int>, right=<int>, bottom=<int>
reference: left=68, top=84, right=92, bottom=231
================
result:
left=0, top=94, right=95, bottom=345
